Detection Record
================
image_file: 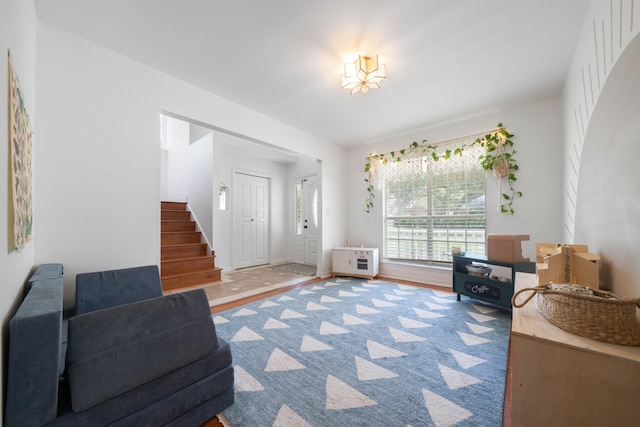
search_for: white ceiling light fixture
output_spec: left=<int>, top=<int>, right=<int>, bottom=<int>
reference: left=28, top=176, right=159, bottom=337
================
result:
left=341, top=55, right=386, bottom=94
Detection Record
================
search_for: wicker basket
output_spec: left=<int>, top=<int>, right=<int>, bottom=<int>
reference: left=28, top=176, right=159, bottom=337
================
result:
left=512, top=283, right=640, bottom=346
left=465, top=264, right=492, bottom=277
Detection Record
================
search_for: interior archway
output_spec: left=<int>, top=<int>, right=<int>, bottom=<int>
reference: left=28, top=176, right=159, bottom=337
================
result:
left=574, top=33, right=640, bottom=296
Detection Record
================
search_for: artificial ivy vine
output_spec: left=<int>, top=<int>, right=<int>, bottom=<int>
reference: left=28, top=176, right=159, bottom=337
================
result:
left=363, top=123, right=522, bottom=214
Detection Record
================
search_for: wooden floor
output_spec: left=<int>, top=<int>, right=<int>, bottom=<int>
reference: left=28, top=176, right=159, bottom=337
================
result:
left=201, top=416, right=225, bottom=427
left=203, top=275, right=512, bottom=427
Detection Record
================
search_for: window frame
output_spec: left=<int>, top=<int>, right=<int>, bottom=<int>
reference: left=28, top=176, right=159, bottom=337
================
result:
left=381, top=133, right=488, bottom=263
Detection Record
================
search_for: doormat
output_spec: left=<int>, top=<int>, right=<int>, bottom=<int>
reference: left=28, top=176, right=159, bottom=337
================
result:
left=272, top=263, right=317, bottom=276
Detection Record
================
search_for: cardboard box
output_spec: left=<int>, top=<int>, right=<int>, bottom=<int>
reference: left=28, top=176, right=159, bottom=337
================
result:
left=535, top=243, right=600, bottom=288
left=487, top=234, right=530, bottom=263
left=535, top=243, right=564, bottom=284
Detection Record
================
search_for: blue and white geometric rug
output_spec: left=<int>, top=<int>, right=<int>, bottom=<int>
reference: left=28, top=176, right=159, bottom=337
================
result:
left=215, top=278, right=511, bottom=426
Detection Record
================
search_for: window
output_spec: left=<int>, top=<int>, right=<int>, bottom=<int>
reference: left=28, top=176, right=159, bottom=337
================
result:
left=295, top=183, right=303, bottom=234
left=383, top=134, right=486, bottom=262
left=311, top=187, right=318, bottom=228
left=218, top=182, right=229, bottom=211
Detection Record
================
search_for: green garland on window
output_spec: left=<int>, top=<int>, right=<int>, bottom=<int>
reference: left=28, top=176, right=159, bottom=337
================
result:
left=363, top=123, right=522, bottom=214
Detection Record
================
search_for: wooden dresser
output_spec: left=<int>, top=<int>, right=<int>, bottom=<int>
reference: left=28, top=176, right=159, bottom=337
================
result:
left=510, top=273, right=640, bottom=426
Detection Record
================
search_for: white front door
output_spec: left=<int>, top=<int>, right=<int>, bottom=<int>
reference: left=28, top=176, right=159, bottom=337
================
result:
left=293, top=175, right=318, bottom=265
left=234, top=172, right=269, bottom=269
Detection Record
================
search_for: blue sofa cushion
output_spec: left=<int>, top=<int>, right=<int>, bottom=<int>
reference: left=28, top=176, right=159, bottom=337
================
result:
left=26, top=263, right=68, bottom=376
left=5, top=279, right=63, bottom=427
left=66, top=289, right=219, bottom=412
left=27, top=263, right=63, bottom=290
left=75, top=265, right=163, bottom=315
left=52, top=339, right=233, bottom=426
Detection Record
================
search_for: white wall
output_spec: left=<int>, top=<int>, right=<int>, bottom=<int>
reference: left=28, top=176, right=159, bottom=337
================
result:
left=185, top=133, right=215, bottom=247
left=36, top=26, right=162, bottom=308
left=346, top=97, right=565, bottom=286
left=573, top=33, right=640, bottom=297
left=160, top=149, right=169, bottom=200
left=561, top=1, right=640, bottom=296
left=165, top=116, right=191, bottom=202
left=289, top=156, right=320, bottom=181
left=562, top=0, right=640, bottom=241
left=35, top=23, right=348, bottom=306
left=1, top=0, right=37, bottom=421
left=163, top=117, right=215, bottom=246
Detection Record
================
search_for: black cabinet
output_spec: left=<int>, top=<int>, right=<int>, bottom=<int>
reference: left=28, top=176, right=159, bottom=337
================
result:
left=452, top=254, right=535, bottom=309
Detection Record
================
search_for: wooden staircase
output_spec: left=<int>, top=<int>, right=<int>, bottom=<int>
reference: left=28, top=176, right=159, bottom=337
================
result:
left=161, top=201, right=222, bottom=291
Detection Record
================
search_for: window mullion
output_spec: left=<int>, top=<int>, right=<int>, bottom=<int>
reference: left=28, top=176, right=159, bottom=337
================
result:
left=382, top=134, right=487, bottom=263
left=425, top=156, right=434, bottom=261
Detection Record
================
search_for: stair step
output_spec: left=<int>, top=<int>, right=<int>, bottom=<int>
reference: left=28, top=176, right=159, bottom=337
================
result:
left=161, top=231, right=201, bottom=245
left=161, top=201, right=187, bottom=211
left=161, top=256, right=215, bottom=276
left=161, top=210, right=191, bottom=221
left=161, top=221, right=195, bottom=232
left=161, top=243, right=208, bottom=260
left=160, top=201, right=222, bottom=292
left=162, top=268, right=223, bottom=291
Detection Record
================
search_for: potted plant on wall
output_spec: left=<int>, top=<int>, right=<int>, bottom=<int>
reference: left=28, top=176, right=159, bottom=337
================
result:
left=363, top=123, right=522, bottom=214
left=475, top=123, right=516, bottom=178
left=474, top=123, right=521, bottom=213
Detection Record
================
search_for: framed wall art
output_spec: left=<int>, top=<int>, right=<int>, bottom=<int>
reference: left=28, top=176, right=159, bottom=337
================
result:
left=8, top=51, right=33, bottom=252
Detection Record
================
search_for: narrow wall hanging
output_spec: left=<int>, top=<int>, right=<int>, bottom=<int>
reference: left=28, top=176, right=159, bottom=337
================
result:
left=8, top=51, right=34, bottom=251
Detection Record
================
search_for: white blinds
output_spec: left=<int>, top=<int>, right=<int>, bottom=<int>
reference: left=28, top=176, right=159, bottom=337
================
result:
left=382, top=135, right=486, bottom=262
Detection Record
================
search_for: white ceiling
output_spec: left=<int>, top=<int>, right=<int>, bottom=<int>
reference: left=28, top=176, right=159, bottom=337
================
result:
left=35, top=0, right=591, bottom=148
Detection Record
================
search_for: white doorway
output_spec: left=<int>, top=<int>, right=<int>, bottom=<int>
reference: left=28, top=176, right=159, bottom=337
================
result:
left=233, top=172, right=270, bottom=269
left=293, top=175, right=318, bottom=265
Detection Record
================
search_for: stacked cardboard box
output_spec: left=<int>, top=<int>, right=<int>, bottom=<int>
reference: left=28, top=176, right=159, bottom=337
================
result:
left=487, top=234, right=530, bottom=263
left=535, top=243, right=600, bottom=288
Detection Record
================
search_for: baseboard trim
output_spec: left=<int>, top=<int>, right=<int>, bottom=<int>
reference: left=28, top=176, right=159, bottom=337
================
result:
left=379, top=261, right=452, bottom=288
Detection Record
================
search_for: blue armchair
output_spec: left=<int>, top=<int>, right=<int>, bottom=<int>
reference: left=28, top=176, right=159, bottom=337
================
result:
left=5, top=264, right=234, bottom=426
